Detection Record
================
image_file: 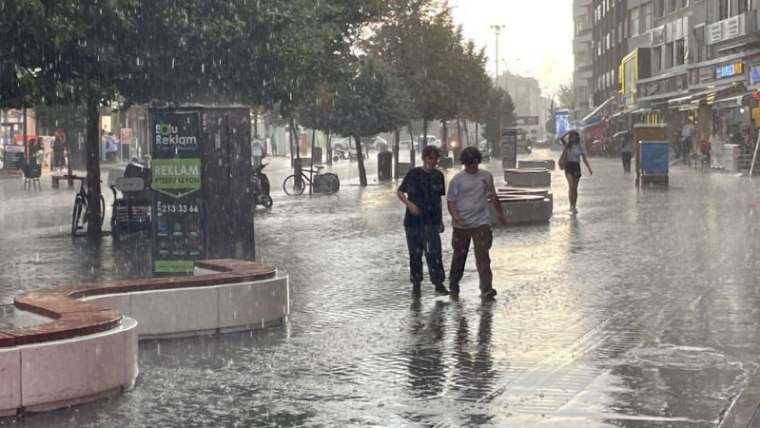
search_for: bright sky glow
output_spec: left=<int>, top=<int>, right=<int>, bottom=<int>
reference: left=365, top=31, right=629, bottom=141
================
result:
left=450, top=0, right=574, bottom=96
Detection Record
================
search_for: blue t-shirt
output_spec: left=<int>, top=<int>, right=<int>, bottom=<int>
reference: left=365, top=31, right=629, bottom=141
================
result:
left=398, top=167, right=445, bottom=227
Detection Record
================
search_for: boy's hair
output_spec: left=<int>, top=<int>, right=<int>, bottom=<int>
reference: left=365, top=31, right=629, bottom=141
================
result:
left=459, top=147, right=482, bottom=165
left=422, top=145, right=441, bottom=159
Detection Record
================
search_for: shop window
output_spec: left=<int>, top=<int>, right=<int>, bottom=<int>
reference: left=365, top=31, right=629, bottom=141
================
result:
left=643, top=3, right=653, bottom=31
left=665, top=42, right=674, bottom=69
left=655, top=0, right=665, bottom=17
left=719, top=0, right=730, bottom=20
left=629, top=7, right=641, bottom=36
left=675, top=39, right=685, bottom=65
left=679, top=0, right=688, bottom=8
left=667, top=0, right=677, bottom=13
left=738, top=0, right=750, bottom=13
left=652, top=46, right=662, bottom=73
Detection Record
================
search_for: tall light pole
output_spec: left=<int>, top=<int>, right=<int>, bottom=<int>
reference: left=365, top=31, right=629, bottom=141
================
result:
left=490, top=25, right=505, bottom=86
left=490, top=24, right=505, bottom=157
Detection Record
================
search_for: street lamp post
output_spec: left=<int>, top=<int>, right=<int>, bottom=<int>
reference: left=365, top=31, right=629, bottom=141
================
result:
left=490, top=24, right=505, bottom=158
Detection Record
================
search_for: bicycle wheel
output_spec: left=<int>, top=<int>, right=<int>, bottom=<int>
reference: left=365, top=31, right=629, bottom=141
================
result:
left=71, top=196, right=85, bottom=236
left=283, top=174, right=306, bottom=196
left=322, top=173, right=340, bottom=194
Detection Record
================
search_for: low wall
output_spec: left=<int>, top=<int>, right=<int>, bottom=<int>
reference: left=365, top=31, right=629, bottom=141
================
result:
left=503, top=168, right=551, bottom=188
left=518, top=160, right=556, bottom=170
left=0, top=259, right=288, bottom=416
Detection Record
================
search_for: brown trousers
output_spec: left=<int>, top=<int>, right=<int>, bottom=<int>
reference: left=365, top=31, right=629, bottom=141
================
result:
left=450, top=225, right=493, bottom=292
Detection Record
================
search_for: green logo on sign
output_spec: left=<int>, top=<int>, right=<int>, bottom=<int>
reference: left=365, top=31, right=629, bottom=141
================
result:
left=152, top=158, right=201, bottom=198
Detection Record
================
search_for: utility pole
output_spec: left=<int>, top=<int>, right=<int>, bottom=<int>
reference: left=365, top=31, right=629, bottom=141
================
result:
left=490, top=24, right=505, bottom=157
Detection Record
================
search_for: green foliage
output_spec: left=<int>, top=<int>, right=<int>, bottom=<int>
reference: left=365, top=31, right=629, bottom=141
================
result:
left=483, top=87, right=515, bottom=146
left=331, top=57, right=412, bottom=139
left=366, top=0, right=490, bottom=124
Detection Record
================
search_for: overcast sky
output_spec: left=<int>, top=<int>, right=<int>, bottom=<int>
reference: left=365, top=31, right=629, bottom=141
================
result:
left=450, top=0, right=574, bottom=96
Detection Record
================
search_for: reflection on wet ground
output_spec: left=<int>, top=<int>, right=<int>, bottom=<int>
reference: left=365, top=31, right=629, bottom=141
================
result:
left=3, top=151, right=760, bottom=427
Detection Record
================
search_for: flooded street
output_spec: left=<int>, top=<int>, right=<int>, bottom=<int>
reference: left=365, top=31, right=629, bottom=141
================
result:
left=2, top=151, right=760, bottom=427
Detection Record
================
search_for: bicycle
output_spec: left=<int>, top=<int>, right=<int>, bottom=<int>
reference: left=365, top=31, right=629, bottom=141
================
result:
left=283, top=164, right=340, bottom=196
left=71, top=175, right=105, bottom=236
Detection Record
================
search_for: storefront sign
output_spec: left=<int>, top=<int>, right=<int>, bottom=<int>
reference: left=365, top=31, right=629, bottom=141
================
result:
left=150, top=110, right=203, bottom=274
left=555, top=110, right=571, bottom=142
left=514, top=116, right=539, bottom=126
left=750, top=65, right=760, bottom=86
left=637, top=74, right=688, bottom=99
left=716, top=62, right=743, bottom=79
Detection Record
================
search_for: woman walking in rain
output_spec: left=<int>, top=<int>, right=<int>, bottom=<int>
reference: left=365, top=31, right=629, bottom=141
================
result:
left=559, top=130, right=593, bottom=214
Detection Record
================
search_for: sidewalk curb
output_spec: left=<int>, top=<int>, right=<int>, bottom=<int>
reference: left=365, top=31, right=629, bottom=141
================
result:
left=718, top=367, right=760, bottom=428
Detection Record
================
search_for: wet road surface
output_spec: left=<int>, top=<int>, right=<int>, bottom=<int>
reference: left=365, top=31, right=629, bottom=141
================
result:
left=2, top=150, right=760, bottom=427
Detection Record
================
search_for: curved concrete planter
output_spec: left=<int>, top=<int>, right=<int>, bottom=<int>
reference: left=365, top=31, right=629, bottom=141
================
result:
left=504, top=168, right=551, bottom=188
left=0, top=260, right=288, bottom=416
left=518, top=160, right=555, bottom=170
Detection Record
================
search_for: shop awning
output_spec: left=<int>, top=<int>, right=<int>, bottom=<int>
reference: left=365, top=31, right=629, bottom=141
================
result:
left=711, top=92, right=754, bottom=110
left=581, top=97, right=615, bottom=124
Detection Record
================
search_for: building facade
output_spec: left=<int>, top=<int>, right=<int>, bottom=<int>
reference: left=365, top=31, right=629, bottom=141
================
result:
left=574, top=0, right=595, bottom=116
left=592, top=0, right=629, bottom=107
left=496, top=72, right=549, bottom=140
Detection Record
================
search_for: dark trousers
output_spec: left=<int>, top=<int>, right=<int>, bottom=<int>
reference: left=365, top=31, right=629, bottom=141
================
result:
left=622, top=152, right=632, bottom=173
left=405, top=226, right=445, bottom=286
left=450, top=225, right=493, bottom=292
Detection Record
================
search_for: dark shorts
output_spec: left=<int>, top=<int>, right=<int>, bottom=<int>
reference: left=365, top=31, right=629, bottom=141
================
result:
left=565, top=161, right=581, bottom=178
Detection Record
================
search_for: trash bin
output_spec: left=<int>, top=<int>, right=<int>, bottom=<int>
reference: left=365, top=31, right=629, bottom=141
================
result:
left=312, top=147, right=323, bottom=165
left=378, top=150, right=392, bottom=181
left=640, top=140, right=670, bottom=185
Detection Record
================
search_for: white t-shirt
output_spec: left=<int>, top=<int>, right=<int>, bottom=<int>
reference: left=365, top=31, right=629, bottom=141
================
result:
left=447, top=169, right=494, bottom=229
left=566, top=143, right=587, bottom=163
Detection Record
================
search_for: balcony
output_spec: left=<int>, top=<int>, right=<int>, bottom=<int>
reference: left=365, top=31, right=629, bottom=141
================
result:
left=706, top=12, right=757, bottom=45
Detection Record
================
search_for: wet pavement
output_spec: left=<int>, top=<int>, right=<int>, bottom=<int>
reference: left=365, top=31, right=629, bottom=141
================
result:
left=3, top=150, right=760, bottom=427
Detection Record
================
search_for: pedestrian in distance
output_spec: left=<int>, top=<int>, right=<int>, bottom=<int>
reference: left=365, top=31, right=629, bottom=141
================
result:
left=681, top=120, right=695, bottom=165
left=559, top=130, right=593, bottom=214
left=447, top=147, right=507, bottom=301
left=397, top=145, right=449, bottom=298
left=620, top=132, right=633, bottom=174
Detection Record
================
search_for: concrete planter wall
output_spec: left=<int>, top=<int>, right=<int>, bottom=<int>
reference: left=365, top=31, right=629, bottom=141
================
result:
left=518, top=160, right=556, bottom=170
left=0, top=260, right=288, bottom=416
left=504, top=168, right=551, bottom=188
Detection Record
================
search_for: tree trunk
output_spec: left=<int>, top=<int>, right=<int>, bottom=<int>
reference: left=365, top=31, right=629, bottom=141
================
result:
left=441, top=119, right=448, bottom=156
left=85, top=95, right=102, bottom=238
left=22, top=106, right=28, bottom=161
left=422, top=119, right=428, bottom=149
left=253, top=109, right=259, bottom=139
left=354, top=135, right=367, bottom=186
left=288, top=119, right=295, bottom=167
left=408, top=124, right=416, bottom=167
left=309, top=128, right=316, bottom=195
left=393, top=128, right=400, bottom=180
left=475, top=122, right=479, bottom=147
left=326, top=131, right=333, bottom=166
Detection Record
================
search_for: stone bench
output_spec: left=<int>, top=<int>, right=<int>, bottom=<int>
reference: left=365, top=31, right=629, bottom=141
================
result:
left=503, top=168, right=551, bottom=188
left=0, top=259, right=288, bottom=416
left=492, top=193, right=553, bottom=225
left=518, top=159, right=556, bottom=170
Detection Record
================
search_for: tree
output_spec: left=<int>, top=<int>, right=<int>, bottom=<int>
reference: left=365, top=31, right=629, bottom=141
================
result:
left=557, top=83, right=576, bottom=110
left=483, top=87, right=515, bottom=153
left=366, top=0, right=489, bottom=155
left=331, top=57, right=412, bottom=186
left=1, top=0, right=388, bottom=236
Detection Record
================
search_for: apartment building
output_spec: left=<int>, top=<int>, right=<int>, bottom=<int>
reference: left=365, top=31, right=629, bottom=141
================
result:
left=592, top=0, right=629, bottom=107
left=574, top=0, right=594, bottom=116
